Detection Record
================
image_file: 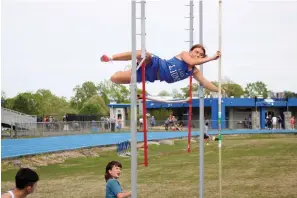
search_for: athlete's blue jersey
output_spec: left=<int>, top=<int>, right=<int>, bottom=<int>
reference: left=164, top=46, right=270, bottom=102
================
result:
left=159, top=57, right=194, bottom=83
left=136, top=55, right=194, bottom=83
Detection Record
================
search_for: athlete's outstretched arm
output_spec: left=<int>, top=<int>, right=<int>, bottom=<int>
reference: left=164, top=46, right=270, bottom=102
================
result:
left=180, top=51, right=220, bottom=66
left=192, top=67, right=218, bottom=92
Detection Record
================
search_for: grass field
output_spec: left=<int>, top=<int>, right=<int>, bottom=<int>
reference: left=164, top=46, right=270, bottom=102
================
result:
left=1, top=134, right=297, bottom=198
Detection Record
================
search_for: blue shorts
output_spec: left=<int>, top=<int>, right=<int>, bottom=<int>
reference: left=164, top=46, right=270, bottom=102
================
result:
left=136, top=56, right=160, bottom=83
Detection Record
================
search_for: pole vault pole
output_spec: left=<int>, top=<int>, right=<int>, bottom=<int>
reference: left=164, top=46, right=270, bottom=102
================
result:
left=198, top=0, right=205, bottom=198
left=218, top=0, right=223, bottom=198
left=130, top=0, right=138, bottom=197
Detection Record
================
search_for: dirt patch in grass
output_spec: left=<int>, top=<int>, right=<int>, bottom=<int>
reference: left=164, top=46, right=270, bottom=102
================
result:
left=1, top=146, right=114, bottom=171
left=1, top=140, right=164, bottom=171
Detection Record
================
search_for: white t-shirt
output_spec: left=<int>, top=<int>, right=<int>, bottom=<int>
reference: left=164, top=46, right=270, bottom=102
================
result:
left=204, top=125, right=208, bottom=135
left=272, top=117, right=277, bottom=124
left=3, top=191, right=15, bottom=198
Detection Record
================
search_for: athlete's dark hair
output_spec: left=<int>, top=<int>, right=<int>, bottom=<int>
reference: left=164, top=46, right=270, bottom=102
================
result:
left=15, top=168, right=39, bottom=189
left=190, top=44, right=206, bottom=57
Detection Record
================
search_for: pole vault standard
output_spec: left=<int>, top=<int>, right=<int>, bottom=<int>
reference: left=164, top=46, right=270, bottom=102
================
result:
left=131, top=0, right=147, bottom=197
left=198, top=0, right=205, bottom=197
left=130, top=0, right=201, bottom=197
left=189, top=2, right=193, bottom=146
left=130, top=0, right=138, bottom=198
left=140, top=0, right=148, bottom=168
left=187, top=1, right=205, bottom=197
left=185, top=0, right=194, bottom=153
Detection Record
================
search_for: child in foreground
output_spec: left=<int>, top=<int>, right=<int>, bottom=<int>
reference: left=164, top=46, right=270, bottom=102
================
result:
left=1, top=168, right=39, bottom=198
left=105, top=161, right=132, bottom=198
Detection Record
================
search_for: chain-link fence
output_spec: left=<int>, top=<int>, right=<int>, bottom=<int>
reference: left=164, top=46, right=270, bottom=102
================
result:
left=2, top=118, right=296, bottom=139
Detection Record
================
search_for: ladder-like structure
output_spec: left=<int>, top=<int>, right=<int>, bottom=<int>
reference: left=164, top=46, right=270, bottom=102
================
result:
left=130, top=1, right=212, bottom=198
left=130, top=1, right=146, bottom=198
left=185, top=0, right=194, bottom=154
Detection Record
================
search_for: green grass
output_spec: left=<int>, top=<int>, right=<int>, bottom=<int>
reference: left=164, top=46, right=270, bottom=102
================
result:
left=2, top=134, right=297, bottom=198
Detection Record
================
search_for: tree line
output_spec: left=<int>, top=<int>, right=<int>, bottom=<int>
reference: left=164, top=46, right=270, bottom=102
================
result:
left=1, top=78, right=296, bottom=119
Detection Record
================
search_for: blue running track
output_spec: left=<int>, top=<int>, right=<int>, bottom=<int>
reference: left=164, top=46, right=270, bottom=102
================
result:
left=1, top=130, right=296, bottom=159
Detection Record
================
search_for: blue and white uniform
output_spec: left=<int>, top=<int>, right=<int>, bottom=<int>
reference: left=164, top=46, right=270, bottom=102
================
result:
left=136, top=55, right=194, bottom=83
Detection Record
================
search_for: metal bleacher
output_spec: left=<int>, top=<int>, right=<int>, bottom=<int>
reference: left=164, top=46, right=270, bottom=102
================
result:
left=1, top=107, right=37, bottom=132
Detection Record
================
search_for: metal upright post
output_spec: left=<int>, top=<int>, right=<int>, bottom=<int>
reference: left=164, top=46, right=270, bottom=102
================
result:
left=189, top=0, right=194, bottom=47
left=185, top=0, right=194, bottom=153
left=140, top=0, right=148, bottom=167
left=198, top=1, right=205, bottom=198
left=131, top=1, right=138, bottom=197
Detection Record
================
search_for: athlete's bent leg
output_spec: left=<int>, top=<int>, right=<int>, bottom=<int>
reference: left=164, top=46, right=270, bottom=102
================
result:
left=104, top=50, right=153, bottom=84
left=101, top=50, right=152, bottom=65
left=110, top=70, right=132, bottom=84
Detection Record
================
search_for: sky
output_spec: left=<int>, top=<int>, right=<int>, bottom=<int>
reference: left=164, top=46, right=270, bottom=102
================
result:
left=1, top=0, right=297, bottom=100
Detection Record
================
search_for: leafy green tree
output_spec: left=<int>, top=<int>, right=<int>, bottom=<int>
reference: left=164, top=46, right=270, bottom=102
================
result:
left=223, top=83, right=245, bottom=97
left=203, top=77, right=245, bottom=97
left=180, top=83, right=199, bottom=98
left=284, top=91, right=297, bottom=98
left=157, top=90, right=170, bottom=97
left=180, top=77, right=245, bottom=98
left=149, top=109, right=173, bottom=120
left=2, top=97, right=15, bottom=109
left=12, top=92, right=40, bottom=115
left=97, top=80, right=130, bottom=104
left=245, top=81, right=268, bottom=98
left=1, top=91, right=14, bottom=109
left=171, top=89, right=184, bottom=99
left=79, top=95, right=109, bottom=115
left=70, top=81, right=98, bottom=109
left=1, top=91, right=6, bottom=100
left=35, top=89, right=77, bottom=117
left=136, top=88, right=149, bottom=96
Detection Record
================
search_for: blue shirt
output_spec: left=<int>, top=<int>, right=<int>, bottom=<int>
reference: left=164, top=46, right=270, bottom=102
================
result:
left=159, top=57, right=194, bottom=83
left=136, top=55, right=194, bottom=83
left=106, top=179, right=122, bottom=198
